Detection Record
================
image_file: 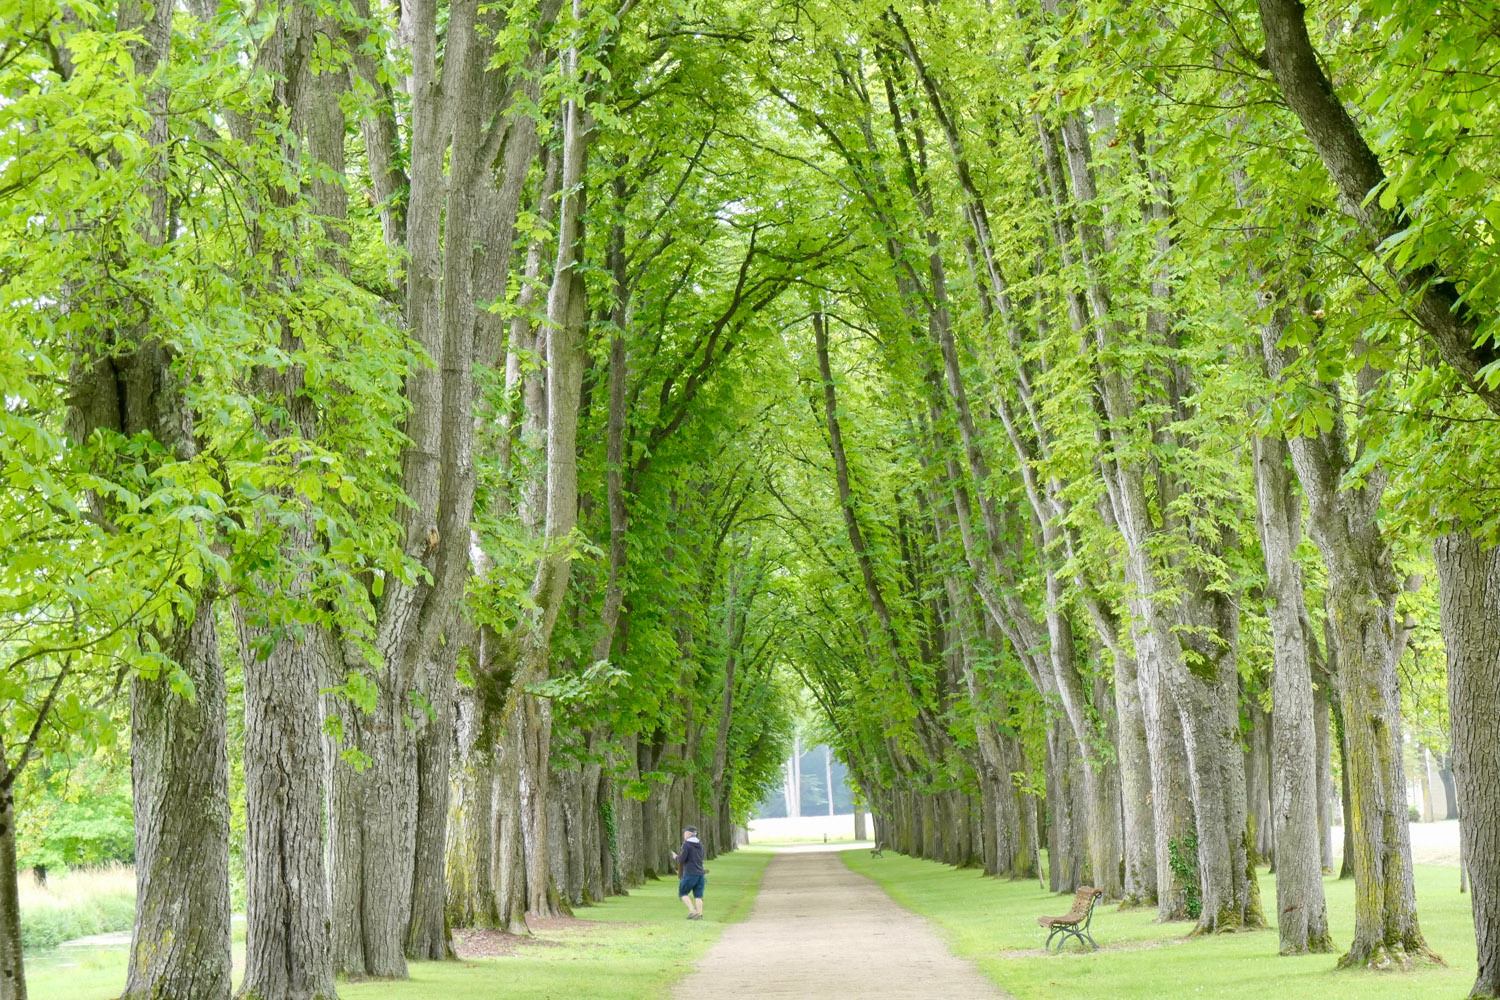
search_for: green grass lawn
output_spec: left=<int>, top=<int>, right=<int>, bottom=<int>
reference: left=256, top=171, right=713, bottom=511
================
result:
left=843, top=849, right=1479, bottom=1000
left=23, top=849, right=770, bottom=1000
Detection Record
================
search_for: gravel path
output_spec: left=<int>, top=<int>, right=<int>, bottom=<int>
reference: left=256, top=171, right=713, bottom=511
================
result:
left=673, top=848, right=1009, bottom=999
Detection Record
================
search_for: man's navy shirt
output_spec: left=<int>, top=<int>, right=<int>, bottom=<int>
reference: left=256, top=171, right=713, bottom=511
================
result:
left=678, top=837, right=705, bottom=876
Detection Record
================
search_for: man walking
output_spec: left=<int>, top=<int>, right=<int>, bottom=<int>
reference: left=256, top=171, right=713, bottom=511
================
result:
left=673, top=826, right=706, bottom=920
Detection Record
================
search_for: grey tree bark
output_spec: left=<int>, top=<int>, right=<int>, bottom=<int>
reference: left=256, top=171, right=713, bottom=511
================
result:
left=126, top=602, right=233, bottom=1000
left=1245, top=702, right=1272, bottom=866
left=0, top=761, right=24, bottom=1000
left=1433, top=533, right=1500, bottom=998
left=237, top=606, right=338, bottom=1000
left=1112, top=651, right=1157, bottom=907
left=1313, top=676, right=1335, bottom=872
left=408, top=649, right=457, bottom=960
left=446, top=689, right=498, bottom=929
left=1251, top=425, right=1333, bottom=953
left=326, top=0, right=560, bottom=969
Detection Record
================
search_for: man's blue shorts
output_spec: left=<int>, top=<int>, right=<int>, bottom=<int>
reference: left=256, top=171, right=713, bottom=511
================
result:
left=678, top=873, right=705, bottom=899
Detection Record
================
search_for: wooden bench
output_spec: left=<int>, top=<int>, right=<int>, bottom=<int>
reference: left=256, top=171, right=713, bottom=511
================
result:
left=1037, top=886, right=1104, bottom=952
left=870, top=840, right=885, bottom=858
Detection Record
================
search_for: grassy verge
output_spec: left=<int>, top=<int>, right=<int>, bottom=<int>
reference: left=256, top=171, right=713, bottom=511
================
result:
left=344, top=847, right=770, bottom=1000
left=843, top=850, right=1478, bottom=1000
left=18, top=866, right=135, bottom=952
left=23, top=849, right=770, bottom=1000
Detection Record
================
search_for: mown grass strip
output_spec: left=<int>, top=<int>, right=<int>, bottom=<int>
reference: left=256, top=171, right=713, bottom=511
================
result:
left=844, top=849, right=1477, bottom=1000
left=23, top=848, right=771, bottom=1000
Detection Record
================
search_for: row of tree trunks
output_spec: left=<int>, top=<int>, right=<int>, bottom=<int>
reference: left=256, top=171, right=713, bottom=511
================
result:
left=1257, top=312, right=1431, bottom=966
left=1255, top=0, right=1498, bottom=974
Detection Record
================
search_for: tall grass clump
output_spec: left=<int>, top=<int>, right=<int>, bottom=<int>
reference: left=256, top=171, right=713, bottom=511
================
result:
left=17, top=864, right=136, bottom=952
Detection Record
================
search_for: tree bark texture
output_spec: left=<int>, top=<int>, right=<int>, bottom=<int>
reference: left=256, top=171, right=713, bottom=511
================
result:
left=446, top=691, right=498, bottom=929
left=236, top=616, right=338, bottom=1000
left=63, top=4, right=236, bottom=997
left=408, top=651, right=457, bottom=960
left=508, top=44, right=590, bottom=919
left=1314, top=679, right=1335, bottom=872
left=1434, top=533, right=1500, bottom=998
left=1246, top=702, right=1273, bottom=867
left=1252, top=427, right=1332, bottom=953
left=326, top=0, right=558, bottom=969
left=0, top=761, right=24, bottom=1000
left=327, top=686, right=417, bottom=978
left=125, top=601, right=233, bottom=1000
left=1114, top=651, right=1157, bottom=906
left=493, top=721, right=529, bottom=934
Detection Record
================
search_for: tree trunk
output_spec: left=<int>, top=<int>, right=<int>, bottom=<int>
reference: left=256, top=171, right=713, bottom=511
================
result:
left=1251, top=427, right=1332, bottom=953
left=68, top=5, right=234, bottom=997
left=328, top=685, right=418, bottom=978
left=854, top=806, right=867, bottom=842
left=494, top=721, right=529, bottom=934
left=581, top=754, right=606, bottom=902
left=1115, top=651, right=1157, bottom=906
left=408, top=652, right=457, bottom=960
left=1325, top=559, right=1430, bottom=967
left=1246, top=702, right=1273, bottom=866
left=1129, top=609, right=1195, bottom=921
left=234, top=3, right=349, bottom=991
left=322, top=0, right=558, bottom=972
left=825, top=747, right=836, bottom=817
left=0, top=760, right=25, bottom=1000
left=1250, top=233, right=1430, bottom=964
left=1314, top=680, right=1335, bottom=872
left=617, top=734, right=643, bottom=887
left=236, top=617, right=338, bottom=999
left=1433, top=533, right=1500, bottom=998
left=1439, top=756, right=1459, bottom=820
left=125, top=600, right=233, bottom=1000
left=446, top=686, right=498, bottom=929
left=510, top=61, right=590, bottom=919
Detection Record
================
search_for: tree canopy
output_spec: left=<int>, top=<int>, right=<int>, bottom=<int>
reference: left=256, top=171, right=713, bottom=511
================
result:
left=3, top=0, right=1500, bottom=998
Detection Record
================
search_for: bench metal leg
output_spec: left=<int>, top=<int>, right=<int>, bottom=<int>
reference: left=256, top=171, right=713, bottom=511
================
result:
left=1049, top=924, right=1098, bottom=953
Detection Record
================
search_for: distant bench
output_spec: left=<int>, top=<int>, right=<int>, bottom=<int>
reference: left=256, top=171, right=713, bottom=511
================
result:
left=1037, top=886, right=1104, bottom=952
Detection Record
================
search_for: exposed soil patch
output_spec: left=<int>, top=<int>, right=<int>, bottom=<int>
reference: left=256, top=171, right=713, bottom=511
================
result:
left=452, top=927, right=567, bottom=960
